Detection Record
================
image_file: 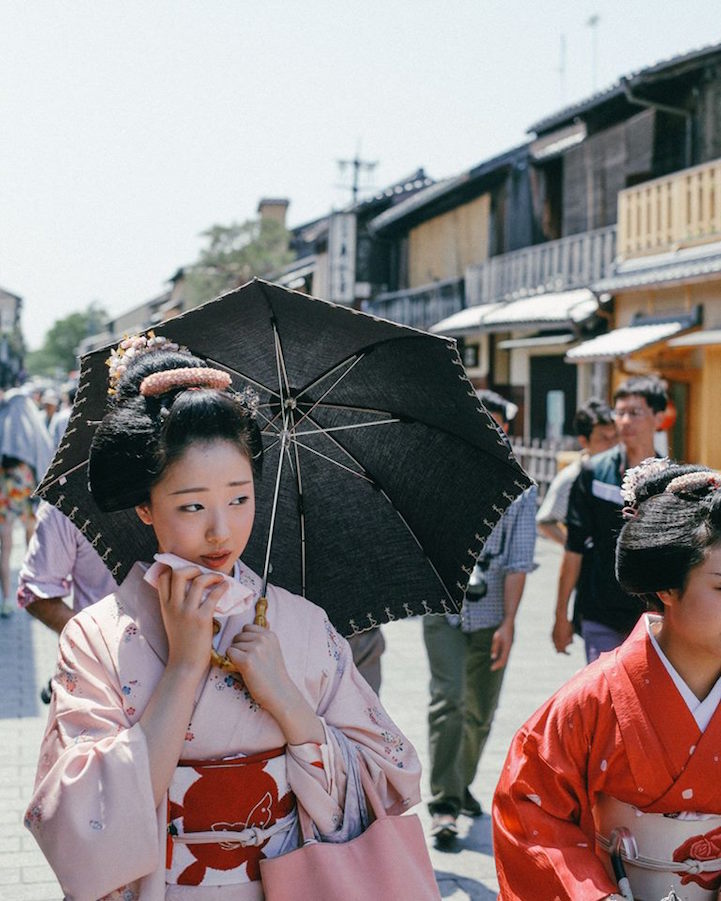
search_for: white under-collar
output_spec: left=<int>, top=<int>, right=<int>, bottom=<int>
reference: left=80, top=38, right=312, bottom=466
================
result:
left=646, top=613, right=721, bottom=731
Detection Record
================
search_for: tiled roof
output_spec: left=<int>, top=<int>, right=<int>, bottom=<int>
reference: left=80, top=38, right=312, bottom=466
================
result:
left=565, top=321, right=689, bottom=362
left=595, top=240, right=721, bottom=292
left=352, top=169, right=434, bottom=212
left=529, top=40, right=721, bottom=136
left=369, top=142, right=531, bottom=235
left=368, top=175, right=468, bottom=234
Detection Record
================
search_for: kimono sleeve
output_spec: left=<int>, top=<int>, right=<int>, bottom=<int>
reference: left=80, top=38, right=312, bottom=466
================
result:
left=26, top=613, right=159, bottom=901
left=286, top=615, right=421, bottom=836
left=492, top=691, right=617, bottom=900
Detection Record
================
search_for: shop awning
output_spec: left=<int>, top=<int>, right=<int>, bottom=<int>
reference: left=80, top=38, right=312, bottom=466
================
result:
left=496, top=333, right=575, bottom=350
left=274, top=259, right=317, bottom=288
left=429, top=303, right=505, bottom=336
left=430, top=288, right=598, bottom=336
left=667, top=329, right=721, bottom=348
left=565, top=320, right=690, bottom=363
left=480, top=288, right=598, bottom=330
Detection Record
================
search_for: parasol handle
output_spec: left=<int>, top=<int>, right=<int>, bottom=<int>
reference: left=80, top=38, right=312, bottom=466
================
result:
left=254, top=596, right=268, bottom=627
left=209, top=597, right=269, bottom=675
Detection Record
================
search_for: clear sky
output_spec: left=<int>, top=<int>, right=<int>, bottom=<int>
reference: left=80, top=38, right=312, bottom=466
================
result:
left=1, top=0, right=719, bottom=350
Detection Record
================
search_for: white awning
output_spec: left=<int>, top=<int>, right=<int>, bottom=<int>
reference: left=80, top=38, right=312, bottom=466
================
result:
left=482, top=288, right=598, bottom=329
left=430, top=287, right=598, bottom=336
left=565, top=321, right=689, bottom=363
left=496, top=333, right=575, bottom=350
left=429, top=303, right=505, bottom=335
left=274, top=260, right=316, bottom=287
left=667, top=329, right=721, bottom=348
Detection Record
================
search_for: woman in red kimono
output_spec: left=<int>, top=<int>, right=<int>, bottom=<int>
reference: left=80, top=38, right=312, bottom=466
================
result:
left=26, top=340, right=422, bottom=900
left=493, top=459, right=721, bottom=900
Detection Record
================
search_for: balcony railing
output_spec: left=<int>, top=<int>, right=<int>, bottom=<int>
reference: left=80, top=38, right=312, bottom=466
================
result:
left=618, top=158, right=721, bottom=259
left=465, top=226, right=616, bottom=307
left=367, top=277, right=464, bottom=330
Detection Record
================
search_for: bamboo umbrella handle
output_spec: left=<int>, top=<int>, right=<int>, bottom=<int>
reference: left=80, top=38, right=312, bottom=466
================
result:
left=253, top=596, right=268, bottom=627
left=209, top=596, right=269, bottom=674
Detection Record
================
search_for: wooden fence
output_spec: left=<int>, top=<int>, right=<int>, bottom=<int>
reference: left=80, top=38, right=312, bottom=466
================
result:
left=511, top=438, right=579, bottom=501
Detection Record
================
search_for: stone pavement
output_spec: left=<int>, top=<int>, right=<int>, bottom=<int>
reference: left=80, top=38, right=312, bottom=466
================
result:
left=0, top=532, right=584, bottom=900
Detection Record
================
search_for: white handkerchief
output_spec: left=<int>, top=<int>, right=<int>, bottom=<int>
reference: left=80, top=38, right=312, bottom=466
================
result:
left=143, top=552, right=255, bottom=616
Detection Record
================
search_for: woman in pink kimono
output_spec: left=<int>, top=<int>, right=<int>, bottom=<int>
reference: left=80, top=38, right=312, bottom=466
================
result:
left=25, top=342, right=422, bottom=901
left=493, top=460, right=721, bottom=900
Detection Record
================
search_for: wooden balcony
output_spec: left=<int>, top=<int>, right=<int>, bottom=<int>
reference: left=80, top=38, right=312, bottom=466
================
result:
left=465, top=226, right=616, bottom=307
left=618, top=158, right=721, bottom=259
left=367, top=277, right=464, bottom=330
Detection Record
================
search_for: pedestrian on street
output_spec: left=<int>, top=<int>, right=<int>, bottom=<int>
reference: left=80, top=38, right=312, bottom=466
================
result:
left=25, top=340, right=422, bottom=899
left=535, top=399, right=617, bottom=546
left=347, top=628, right=385, bottom=694
left=0, top=385, right=53, bottom=617
left=423, top=389, right=537, bottom=846
left=18, top=499, right=117, bottom=701
left=493, top=459, right=721, bottom=900
left=552, top=376, right=668, bottom=663
left=47, top=383, right=76, bottom=450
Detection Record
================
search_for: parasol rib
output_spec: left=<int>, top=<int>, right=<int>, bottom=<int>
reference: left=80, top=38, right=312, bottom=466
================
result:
left=203, top=357, right=281, bottom=434
left=297, top=410, right=457, bottom=606
left=261, top=431, right=288, bottom=595
left=288, top=409, right=307, bottom=597
left=289, top=440, right=374, bottom=483
left=204, top=357, right=278, bottom=399
left=292, top=418, right=401, bottom=438
left=290, top=354, right=365, bottom=432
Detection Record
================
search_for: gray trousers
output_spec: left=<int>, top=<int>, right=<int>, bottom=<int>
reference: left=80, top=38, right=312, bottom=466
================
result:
left=347, top=628, right=385, bottom=695
left=422, top=615, right=505, bottom=814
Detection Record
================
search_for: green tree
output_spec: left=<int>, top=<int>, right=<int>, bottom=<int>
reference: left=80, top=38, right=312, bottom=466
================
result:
left=26, top=303, right=107, bottom=377
left=183, top=217, right=294, bottom=307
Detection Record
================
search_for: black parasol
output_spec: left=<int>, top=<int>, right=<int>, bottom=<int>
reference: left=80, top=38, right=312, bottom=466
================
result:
left=37, top=279, right=532, bottom=636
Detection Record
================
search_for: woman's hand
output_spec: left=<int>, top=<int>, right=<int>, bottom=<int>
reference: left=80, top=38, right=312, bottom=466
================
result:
left=226, top=624, right=295, bottom=710
left=156, top=565, right=228, bottom=676
left=226, top=625, right=324, bottom=744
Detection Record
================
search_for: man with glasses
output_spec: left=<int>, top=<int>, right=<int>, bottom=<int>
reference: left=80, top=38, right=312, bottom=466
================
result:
left=552, top=376, right=668, bottom=663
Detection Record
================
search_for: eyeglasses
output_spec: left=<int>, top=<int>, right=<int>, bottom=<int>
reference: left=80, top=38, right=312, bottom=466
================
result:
left=612, top=407, right=651, bottom=420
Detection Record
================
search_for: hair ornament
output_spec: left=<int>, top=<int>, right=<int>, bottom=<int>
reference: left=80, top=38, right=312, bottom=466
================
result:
left=665, top=470, right=721, bottom=499
left=140, top=367, right=232, bottom=397
left=235, top=384, right=260, bottom=419
left=620, top=457, right=671, bottom=510
left=106, top=332, right=183, bottom=395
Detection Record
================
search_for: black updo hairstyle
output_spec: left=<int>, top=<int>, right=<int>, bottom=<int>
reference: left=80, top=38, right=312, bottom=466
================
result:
left=89, top=349, right=263, bottom=512
left=616, top=462, right=721, bottom=612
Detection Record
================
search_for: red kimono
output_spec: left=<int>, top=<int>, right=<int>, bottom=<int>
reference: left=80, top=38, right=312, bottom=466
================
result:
left=493, top=617, right=721, bottom=900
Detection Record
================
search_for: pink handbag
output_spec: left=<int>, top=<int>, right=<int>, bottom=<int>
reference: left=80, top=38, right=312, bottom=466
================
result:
left=259, top=761, right=440, bottom=901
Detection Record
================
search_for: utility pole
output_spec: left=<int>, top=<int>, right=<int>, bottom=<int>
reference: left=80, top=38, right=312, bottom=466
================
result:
left=336, top=150, right=378, bottom=205
left=586, top=13, right=600, bottom=92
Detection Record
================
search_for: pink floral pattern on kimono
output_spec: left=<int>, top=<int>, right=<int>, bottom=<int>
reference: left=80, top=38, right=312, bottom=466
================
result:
left=26, top=562, right=421, bottom=900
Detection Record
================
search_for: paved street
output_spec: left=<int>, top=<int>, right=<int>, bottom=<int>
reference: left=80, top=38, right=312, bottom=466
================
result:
left=0, top=531, right=584, bottom=900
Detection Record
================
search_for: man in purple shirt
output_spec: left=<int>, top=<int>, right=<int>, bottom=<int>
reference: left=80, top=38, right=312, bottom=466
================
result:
left=18, top=500, right=117, bottom=700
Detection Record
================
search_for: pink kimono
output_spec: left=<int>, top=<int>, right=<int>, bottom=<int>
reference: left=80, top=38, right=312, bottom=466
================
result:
left=26, top=562, right=421, bottom=900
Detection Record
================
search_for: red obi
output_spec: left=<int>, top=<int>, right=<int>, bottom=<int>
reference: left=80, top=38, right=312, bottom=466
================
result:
left=166, top=747, right=296, bottom=887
